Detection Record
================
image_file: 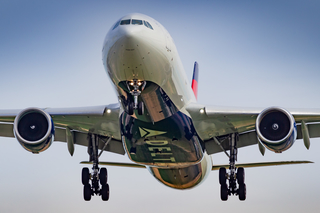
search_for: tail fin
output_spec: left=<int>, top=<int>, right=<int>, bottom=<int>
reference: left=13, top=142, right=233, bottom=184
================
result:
left=191, top=62, right=199, bottom=100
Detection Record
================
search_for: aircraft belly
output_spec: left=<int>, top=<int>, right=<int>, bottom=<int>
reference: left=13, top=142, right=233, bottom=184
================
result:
left=148, top=164, right=203, bottom=189
left=147, top=153, right=212, bottom=189
left=120, top=111, right=204, bottom=167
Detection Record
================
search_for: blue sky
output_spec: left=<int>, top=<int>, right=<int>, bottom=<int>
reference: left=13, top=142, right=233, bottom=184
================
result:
left=0, top=1, right=320, bottom=212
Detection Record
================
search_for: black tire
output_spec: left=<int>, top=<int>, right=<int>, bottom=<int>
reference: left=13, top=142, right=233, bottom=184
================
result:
left=238, top=183, right=246, bottom=201
left=82, top=167, right=90, bottom=185
left=138, top=101, right=144, bottom=115
left=219, top=167, right=227, bottom=185
left=220, top=184, right=228, bottom=201
left=128, top=102, right=134, bottom=115
left=99, top=168, right=108, bottom=185
left=237, top=167, right=245, bottom=185
left=101, top=184, right=110, bottom=201
left=83, top=184, right=92, bottom=201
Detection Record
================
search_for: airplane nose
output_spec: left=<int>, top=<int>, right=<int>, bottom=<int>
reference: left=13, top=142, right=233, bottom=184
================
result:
left=118, top=25, right=144, bottom=45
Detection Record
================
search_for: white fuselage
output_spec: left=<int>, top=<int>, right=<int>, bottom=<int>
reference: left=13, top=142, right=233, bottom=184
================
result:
left=102, top=13, right=196, bottom=114
left=102, top=13, right=211, bottom=189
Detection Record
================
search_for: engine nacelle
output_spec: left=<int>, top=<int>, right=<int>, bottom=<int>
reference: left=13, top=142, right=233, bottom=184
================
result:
left=256, top=107, right=297, bottom=153
left=14, top=108, right=54, bottom=153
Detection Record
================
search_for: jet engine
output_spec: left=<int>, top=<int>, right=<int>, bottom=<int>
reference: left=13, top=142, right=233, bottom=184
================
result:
left=256, top=107, right=297, bottom=153
left=13, top=108, right=54, bottom=153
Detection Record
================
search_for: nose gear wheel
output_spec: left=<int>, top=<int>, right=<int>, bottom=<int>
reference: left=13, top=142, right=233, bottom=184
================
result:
left=126, top=79, right=146, bottom=115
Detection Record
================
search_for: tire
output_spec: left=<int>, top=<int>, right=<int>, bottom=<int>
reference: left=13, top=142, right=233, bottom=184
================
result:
left=138, top=101, right=144, bottom=115
left=238, top=183, right=246, bottom=201
left=128, top=102, right=134, bottom=115
left=82, top=167, right=90, bottom=185
left=99, top=168, right=108, bottom=185
left=237, top=167, right=245, bottom=185
left=83, top=184, right=92, bottom=201
left=101, top=184, right=110, bottom=201
left=219, top=167, right=227, bottom=185
left=220, top=184, right=228, bottom=201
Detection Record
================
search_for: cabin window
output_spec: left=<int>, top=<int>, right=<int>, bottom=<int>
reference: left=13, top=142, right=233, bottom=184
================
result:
left=120, top=19, right=131, bottom=25
left=132, top=19, right=143, bottom=25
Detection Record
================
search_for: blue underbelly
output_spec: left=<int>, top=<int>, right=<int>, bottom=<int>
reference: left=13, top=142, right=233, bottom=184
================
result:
left=120, top=111, right=204, bottom=167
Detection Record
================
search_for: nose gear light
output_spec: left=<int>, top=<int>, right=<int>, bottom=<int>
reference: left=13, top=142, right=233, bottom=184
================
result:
left=126, top=79, right=146, bottom=115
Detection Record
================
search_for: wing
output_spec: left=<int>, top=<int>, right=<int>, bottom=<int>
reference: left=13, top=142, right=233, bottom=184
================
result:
left=0, top=103, right=125, bottom=155
left=185, top=103, right=320, bottom=155
left=211, top=160, right=313, bottom=170
left=79, top=160, right=313, bottom=170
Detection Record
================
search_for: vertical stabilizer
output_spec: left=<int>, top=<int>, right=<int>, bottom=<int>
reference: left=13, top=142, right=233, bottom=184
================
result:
left=191, top=62, right=199, bottom=100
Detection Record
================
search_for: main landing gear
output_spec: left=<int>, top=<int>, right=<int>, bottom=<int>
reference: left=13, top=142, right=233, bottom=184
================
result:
left=82, top=134, right=110, bottom=201
left=219, top=133, right=246, bottom=201
left=127, top=79, right=146, bottom=116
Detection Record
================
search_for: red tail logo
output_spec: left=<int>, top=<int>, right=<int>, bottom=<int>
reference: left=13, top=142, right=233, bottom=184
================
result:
left=191, top=62, right=199, bottom=100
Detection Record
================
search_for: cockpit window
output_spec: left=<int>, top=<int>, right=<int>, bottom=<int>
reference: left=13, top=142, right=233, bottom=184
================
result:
left=114, top=19, right=153, bottom=30
left=132, top=19, right=143, bottom=25
left=120, top=19, right=131, bottom=25
left=144, top=21, right=154, bottom=30
left=112, top=20, right=121, bottom=30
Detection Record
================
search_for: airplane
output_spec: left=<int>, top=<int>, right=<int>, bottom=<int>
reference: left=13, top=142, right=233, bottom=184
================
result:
left=0, top=13, right=318, bottom=202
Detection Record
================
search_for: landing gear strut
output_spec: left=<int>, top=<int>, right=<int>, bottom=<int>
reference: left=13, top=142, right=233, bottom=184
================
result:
left=219, top=133, right=246, bottom=201
left=81, top=134, right=110, bottom=201
left=127, top=79, right=146, bottom=116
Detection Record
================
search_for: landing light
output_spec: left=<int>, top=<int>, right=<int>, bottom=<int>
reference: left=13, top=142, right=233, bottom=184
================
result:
left=200, top=109, right=205, bottom=114
left=107, top=109, right=111, bottom=114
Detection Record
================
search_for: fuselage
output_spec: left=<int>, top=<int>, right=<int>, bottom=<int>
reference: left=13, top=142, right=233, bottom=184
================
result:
left=102, top=13, right=212, bottom=189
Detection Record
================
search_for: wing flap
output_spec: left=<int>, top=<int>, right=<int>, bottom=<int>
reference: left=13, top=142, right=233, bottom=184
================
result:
left=296, top=123, right=320, bottom=140
left=0, top=123, right=14, bottom=137
left=308, top=123, right=320, bottom=138
left=54, top=130, right=125, bottom=155
left=205, top=131, right=259, bottom=155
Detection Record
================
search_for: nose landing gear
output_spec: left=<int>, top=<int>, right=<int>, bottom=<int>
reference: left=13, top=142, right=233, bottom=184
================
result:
left=218, top=133, right=247, bottom=201
left=127, top=79, right=146, bottom=115
left=81, top=134, right=111, bottom=201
